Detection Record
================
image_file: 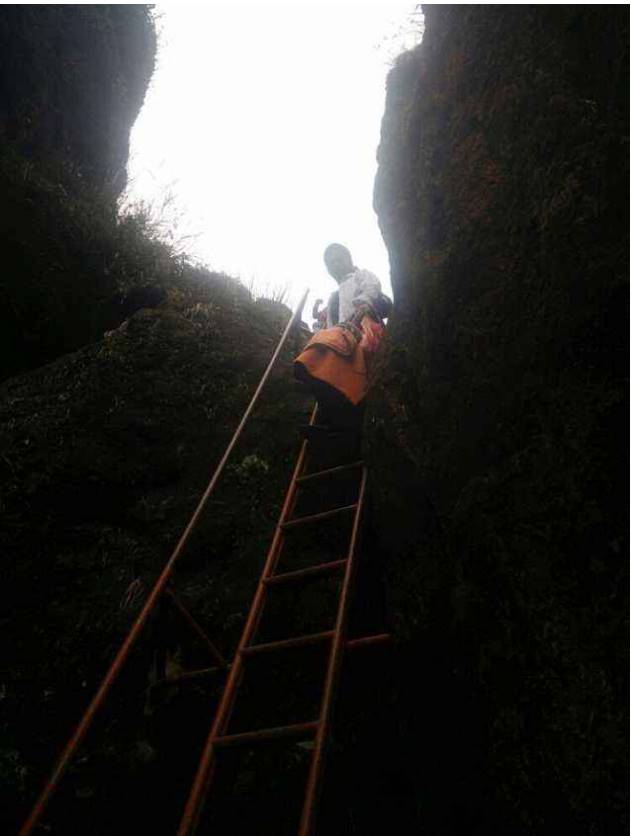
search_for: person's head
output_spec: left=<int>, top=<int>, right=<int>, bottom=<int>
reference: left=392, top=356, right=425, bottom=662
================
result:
left=323, top=243, right=353, bottom=282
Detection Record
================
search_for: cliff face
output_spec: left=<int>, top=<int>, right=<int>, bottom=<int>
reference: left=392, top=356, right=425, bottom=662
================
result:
left=370, top=6, right=628, bottom=833
left=0, top=6, right=156, bottom=381
left=0, top=5, right=155, bottom=196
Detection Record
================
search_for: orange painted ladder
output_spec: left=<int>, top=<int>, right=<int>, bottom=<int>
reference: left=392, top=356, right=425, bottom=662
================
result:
left=177, top=417, right=389, bottom=836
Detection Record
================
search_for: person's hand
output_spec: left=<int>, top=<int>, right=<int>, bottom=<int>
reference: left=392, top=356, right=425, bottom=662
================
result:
left=350, top=303, right=371, bottom=325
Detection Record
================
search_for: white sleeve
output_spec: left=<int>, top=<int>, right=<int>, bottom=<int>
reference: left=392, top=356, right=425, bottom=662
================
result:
left=351, top=269, right=382, bottom=309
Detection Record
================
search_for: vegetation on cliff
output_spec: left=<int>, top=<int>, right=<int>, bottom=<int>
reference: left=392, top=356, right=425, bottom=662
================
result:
left=0, top=269, right=314, bottom=831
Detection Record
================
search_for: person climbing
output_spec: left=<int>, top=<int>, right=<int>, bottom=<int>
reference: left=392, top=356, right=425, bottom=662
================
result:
left=294, top=243, right=392, bottom=441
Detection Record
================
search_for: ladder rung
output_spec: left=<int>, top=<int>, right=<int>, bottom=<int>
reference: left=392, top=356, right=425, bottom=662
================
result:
left=264, top=559, right=347, bottom=586
left=347, top=633, right=391, bottom=651
left=214, top=721, right=319, bottom=748
left=242, top=631, right=334, bottom=657
left=160, top=634, right=390, bottom=683
left=282, top=503, right=358, bottom=530
left=296, top=461, right=363, bottom=485
left=154, top=665, right=229, bottom=687
left=162, top=634, right=391, bottom=685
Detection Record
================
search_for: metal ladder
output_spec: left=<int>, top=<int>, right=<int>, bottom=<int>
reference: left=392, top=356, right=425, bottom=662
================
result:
left=177, top=421, right=389, bottom=835
left=19, top=292, right=388, bottom=835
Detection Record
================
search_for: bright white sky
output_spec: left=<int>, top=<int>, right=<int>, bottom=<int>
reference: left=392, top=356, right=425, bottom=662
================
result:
left=126, top=3, right=423, bottom=316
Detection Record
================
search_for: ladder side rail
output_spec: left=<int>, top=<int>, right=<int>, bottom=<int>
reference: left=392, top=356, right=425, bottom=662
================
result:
left=298, top=465, right=369, bottom=836
left=176, top=406, right=318, bottom=836
left=217, top=434, right=311, bottom=735
left=19, top=289, right=309, bottom=836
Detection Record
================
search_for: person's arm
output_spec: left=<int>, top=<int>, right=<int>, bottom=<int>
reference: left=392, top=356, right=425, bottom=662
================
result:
left=351, top=269, right=381, bottom=309
left=350, top=269, right=382, bottom=321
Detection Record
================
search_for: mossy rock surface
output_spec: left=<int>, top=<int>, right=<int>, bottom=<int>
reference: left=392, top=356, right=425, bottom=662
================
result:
left=0, top=289, right=312, bottom=831
left=369, top=6, right=628, bottom=834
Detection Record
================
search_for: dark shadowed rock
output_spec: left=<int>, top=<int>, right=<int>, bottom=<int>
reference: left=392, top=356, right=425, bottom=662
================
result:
left=0, top=6, right=155, bottom=196
left=0, top=7, right=157, bottom=381
left=0, top=288, right=311, bottom=831
left=369, top=5, right=628, bottom=834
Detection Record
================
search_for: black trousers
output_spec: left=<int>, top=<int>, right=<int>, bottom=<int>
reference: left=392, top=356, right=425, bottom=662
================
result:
left=294, top=360, right=365, bottom=431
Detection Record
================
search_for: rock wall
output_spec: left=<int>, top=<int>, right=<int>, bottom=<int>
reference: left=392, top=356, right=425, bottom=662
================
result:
left=0, top=5, right=155, bottom=196
left=0, top=6, right=157, bottom=380
left=370, top=6, right=628, bottom=834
